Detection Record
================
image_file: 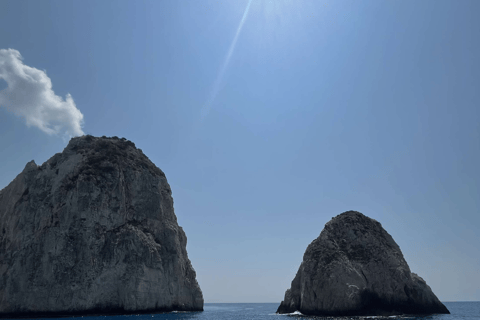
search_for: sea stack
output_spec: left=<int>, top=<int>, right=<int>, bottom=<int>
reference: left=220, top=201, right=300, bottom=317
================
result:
left=277, top=211, right=449, bottom=316
left=0, top=135, right=203, bottom=317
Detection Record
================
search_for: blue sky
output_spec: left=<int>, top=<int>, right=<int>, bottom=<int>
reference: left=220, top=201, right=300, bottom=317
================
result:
left=0, top=0, right=479, bottom=302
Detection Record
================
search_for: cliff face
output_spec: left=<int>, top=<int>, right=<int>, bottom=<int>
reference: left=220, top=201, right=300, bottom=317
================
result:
left=0, top=135, right=203, bottom=317
left=277, top=211, right=449, bottom=316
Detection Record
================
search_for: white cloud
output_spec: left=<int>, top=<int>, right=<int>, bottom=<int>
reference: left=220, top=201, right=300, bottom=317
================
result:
left=0, top=48, right=84, bottom=137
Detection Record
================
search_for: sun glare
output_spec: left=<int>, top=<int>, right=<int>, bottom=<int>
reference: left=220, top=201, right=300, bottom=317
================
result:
left=200, top=0, right=316, bottom=120
left=201, top=0, right=254, bottom=120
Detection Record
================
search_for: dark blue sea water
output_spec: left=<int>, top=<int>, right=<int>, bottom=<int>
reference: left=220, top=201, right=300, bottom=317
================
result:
left=8, top=302, right=479, bottom=320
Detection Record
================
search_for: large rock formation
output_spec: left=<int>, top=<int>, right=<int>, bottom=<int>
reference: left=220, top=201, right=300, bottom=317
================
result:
left=0, top=135, right=203, bottom=317
left=277, top=211, right=449, bottom=316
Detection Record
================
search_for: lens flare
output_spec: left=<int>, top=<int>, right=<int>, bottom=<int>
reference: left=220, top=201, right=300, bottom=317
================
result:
left=201, top=0, right=254, bottom=120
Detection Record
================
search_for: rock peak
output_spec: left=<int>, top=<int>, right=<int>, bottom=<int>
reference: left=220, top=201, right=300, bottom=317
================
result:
left=22, top=160, right=38, bottom=172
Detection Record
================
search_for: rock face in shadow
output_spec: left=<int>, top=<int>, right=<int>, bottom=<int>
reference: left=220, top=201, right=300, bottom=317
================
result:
left=0, top=135, right=203, bottom=317
left=277, top=211, right=449, bottom=316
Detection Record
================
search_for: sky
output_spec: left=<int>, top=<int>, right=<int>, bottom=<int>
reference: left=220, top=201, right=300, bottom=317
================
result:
left=0, top=0, right=479, bottom=303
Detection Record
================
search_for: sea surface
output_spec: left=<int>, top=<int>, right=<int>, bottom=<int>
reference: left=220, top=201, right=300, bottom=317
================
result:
left=7, top=302, right=479, bottom=320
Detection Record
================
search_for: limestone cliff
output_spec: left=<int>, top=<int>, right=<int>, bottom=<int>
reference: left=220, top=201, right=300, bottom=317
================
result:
left=277, top=211, right=449, bottom=316
left=0, top=135, right=203, bottom=317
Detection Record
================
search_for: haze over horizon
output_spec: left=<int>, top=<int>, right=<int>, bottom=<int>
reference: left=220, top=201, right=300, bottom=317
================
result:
left=0, top=0, right=479, bottom=303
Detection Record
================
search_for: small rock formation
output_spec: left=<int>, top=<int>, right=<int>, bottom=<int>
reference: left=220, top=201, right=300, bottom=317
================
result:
left=0, top=135, right=203, bottom=317
left=277, top=211, right=449, bottom=316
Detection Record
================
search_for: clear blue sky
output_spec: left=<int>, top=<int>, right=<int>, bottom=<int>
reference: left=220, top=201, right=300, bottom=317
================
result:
left=0, top=0, right=479, bottom=302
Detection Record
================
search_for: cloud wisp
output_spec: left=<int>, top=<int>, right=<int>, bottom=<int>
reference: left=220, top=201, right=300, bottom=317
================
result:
left=0, top=48, right=84, bottom=137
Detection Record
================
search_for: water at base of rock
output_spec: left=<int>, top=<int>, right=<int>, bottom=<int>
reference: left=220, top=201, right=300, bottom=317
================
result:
left=2, top=302, right=476, bottom=320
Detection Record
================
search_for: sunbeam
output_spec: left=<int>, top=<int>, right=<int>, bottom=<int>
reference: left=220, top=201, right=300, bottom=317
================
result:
left=201, top=0, right=254, bottom=120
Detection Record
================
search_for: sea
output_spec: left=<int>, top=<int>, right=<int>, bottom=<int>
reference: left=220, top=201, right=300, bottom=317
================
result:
left=6, top=302, right=479, bottom=320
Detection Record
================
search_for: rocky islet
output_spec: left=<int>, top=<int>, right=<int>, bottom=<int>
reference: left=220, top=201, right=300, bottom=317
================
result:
left=277, top=211, right=450, bottom=316
left=0, top=135, right=203, bottom=317
left=0, top=137, right=449, bottom=317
